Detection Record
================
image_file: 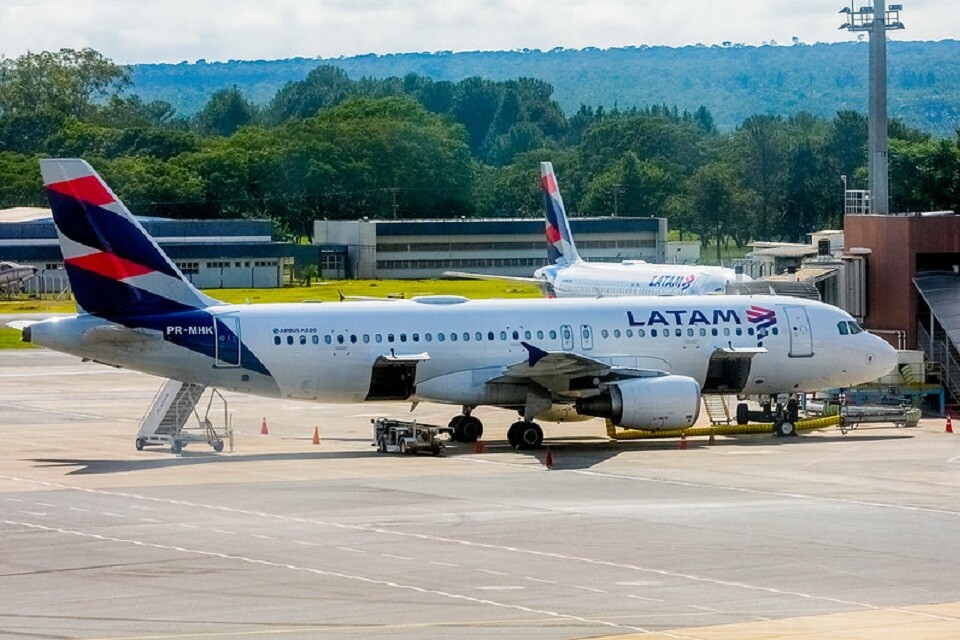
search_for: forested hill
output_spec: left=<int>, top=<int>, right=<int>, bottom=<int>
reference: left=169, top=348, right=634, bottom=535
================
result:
left=132, top=41, right=960, bottom=137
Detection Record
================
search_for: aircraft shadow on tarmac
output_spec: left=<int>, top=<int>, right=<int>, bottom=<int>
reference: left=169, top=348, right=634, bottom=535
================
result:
left=29, top=449, right=386, bottom=475
left=28, top=433, right=914, bottom=475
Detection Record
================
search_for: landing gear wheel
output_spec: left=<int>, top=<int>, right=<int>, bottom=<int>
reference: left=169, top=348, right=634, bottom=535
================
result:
left=212, top=440, right=224, bottom=453
left=516, top=422, right=544, bottom=450
left=507, top=422, right=523, bottom=448
left=171, top=439, right=182, bottom=454
left=774, top=420, right=796, bottom=437
left=135, top=437, right=145, bottom=451
left=448, top=415, right=464, bottom=430
left=736, top=403, right=749, bottom=425
left=456, top=416, right=483, bottom=443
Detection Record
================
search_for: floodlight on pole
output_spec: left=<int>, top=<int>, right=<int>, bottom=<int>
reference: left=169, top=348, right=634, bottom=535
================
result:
left=838, top=1, right=904, bottom=215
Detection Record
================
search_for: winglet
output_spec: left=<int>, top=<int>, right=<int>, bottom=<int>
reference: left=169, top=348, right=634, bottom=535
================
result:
left=521, top=341, right=549, bottom=367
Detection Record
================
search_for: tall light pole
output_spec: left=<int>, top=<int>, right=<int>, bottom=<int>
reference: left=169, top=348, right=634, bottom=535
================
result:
left=839, top=1, right=904, bottom=215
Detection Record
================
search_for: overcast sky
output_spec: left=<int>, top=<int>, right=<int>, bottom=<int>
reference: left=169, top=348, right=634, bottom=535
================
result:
left=0, top=0, right=953, bottom=64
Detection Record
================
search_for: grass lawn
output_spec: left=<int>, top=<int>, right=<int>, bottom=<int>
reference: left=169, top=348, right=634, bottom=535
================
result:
left=0, top=279, right=543, bottom=348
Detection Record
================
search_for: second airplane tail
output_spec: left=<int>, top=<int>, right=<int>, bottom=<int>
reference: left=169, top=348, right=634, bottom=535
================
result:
left=540, top=162, right=580, bottom=266
left=41, top=158, right=220, bottom=318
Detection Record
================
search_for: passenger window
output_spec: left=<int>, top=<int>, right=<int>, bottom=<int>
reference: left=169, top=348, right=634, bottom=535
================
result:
left=336, top=335, right=344, bottom=344
left=651, top=329, right=658, bottom=337
left=424, top=333, right=432, bottom=342
left=747, top=328, right=754, bottom=335
left=626, top=329, right=633, bottom=338
left=313, top=335, right=320, bottom=344
left=524, top=330, right=531, bottom=340
left=287, top=336, right=293, bottom=345
left=613, top=329, right=621, bottom=338
left=488, top=331, right=495, bottom=341
left=363, top=334, right=370, bottom=343
left=687, top=329, right=694, bottom=337
left=536, top=330, right=544, bottom=339
left=549, top=330, right=557, bottom=340
left=388, top=334, right=395, bottom=342
left=400, top=333, right=407, bottom=342
left=712, top=328, right=718, bottom=336
left=438, top=333, right=445, bottom=342
left=412, top=333, right=419, bottom=342
left=699, top=328, right=706, bottom=336
left=299, top=335, right=306, bottom=345
left=451, top=332, right=458, bottom=342
left=638, top=329, right=645, bottom=337
left=350, top=334, right=357, bottom=343
left=674, top=328, right=681, bottom=337
left=723, top=328, right=730, bottom=336
left=324, top=335, right=332, bottom=345
left=601, top=329, right=609, bottom=338
left=500, top=331, right=507, bottom=340
left=772, top=327, right=779, bottom=336
left=735, top=328, right=742, bottom=336
left=375, top=334, right=382, bottom=343
left=512, top=330, right=520, bottom=340
left=274, top=336, right=281, bottom=345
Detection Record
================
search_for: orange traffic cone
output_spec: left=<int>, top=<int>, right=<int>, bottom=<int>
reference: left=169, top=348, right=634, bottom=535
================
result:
left=473, top=440, right=486, bottom=454
left=679, top=433, right=688, bottom=450
left=544, top=447, right=554, bottom=469
left=260, top=417, right=269, bottom=435
left=947, top=415, right=954, bottom=434
left=312, top=426, right=320, bottom=445
left=708, top=432, right=716, bottom=446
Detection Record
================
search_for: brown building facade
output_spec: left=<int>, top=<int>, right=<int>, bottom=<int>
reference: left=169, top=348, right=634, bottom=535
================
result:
left=844, top=214, right=960, bottom=348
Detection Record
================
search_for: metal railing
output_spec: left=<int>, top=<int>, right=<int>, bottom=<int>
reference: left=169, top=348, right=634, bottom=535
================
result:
left=917, top=323, right=960, bottom=405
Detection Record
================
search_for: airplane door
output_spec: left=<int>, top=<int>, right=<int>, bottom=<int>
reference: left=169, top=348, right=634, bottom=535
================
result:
left=214, top=315, right=241, bottom=367
left=560, top=324, right=575, bottom=350
left=579, top=324, right=594, bottom=350
left=783, top=305, right=813, bottom=357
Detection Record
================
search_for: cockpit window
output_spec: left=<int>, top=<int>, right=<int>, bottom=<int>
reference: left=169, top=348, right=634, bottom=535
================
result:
left=838, top=320, right=864, bottom=335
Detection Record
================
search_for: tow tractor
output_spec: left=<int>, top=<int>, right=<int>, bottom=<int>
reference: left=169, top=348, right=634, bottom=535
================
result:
left=372, top=417, right=452, bottom=455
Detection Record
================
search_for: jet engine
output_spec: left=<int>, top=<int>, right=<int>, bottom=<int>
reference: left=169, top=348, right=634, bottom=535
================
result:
left=575, top=375, right=701, bottom=430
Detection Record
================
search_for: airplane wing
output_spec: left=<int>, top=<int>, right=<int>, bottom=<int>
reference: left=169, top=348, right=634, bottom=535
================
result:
left=442, top=270, right=544, bottom=284
left=489, top=342, right=671, bottom=396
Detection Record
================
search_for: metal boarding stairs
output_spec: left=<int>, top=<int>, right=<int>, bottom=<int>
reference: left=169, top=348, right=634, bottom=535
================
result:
left=702, top=395, right=732, bottom=425
left=917, top=323, right=960, bottom=414
left=136, top=379, right=232, bottom=453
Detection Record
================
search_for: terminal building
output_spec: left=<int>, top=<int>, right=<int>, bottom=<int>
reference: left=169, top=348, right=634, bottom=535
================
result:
left=0, top=208, right=304, bottom=293
left=313, top=217, right=669, bottom=279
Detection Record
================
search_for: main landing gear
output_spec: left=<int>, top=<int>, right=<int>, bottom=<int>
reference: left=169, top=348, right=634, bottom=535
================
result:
left=448, top=410, right=483, bottom=443
left=507, top=421, right=543, bottom=450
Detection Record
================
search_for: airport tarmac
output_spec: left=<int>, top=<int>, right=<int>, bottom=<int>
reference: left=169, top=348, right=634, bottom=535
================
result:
left=3, top=349, right=960, bottom=639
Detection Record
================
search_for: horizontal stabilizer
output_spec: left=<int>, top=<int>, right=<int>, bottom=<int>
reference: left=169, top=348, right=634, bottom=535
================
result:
left=4, top=320, right=35, bottom=332
left=82, top=324, right=164, bottom=346
left=442, top=271, right=543, bottom=284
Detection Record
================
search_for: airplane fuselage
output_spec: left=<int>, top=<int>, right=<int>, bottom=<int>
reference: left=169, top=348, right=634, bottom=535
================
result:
left=28, top=295, right=895, bottom=411
left=536, top=261, right=742, bottom=298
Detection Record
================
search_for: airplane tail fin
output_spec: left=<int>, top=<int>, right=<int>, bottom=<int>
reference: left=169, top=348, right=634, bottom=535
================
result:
left=40, top=159, right=220, bottom=317
left=541, top=162, right=580, bottom=265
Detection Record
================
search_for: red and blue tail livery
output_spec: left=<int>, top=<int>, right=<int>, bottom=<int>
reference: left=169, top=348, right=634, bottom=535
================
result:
left=541, top=162, right=580, bottom=266
left=41, top=159, right=219, bottom=317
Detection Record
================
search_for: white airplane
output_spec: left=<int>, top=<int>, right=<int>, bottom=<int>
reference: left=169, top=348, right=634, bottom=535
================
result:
left=14, top=159, right=896, bottom=449
left=445, top=162, right=749, bottom=297
left=0, top=261, right=38, bottom=293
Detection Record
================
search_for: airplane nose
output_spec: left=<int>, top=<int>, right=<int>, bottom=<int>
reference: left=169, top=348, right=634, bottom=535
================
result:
left=868, top=339, right=898, bottom=377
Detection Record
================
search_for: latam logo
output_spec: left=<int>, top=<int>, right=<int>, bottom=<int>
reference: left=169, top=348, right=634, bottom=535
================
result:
left=647, top=274, right=697, bottom=291
left=745, top=305, right=777, bottom=340
left=627, top=308, right=741, bottom=327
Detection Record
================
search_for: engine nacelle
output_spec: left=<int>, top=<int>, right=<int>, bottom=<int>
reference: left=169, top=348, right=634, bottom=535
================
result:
left=576, top=375, right=701, bottom=430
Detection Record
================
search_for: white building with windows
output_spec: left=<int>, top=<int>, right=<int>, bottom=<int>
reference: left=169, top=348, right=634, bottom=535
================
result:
left=314, top=217, right=668, bottom=279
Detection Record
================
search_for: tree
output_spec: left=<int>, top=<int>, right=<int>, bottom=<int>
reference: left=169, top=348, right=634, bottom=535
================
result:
left=735, top=115, right=786, bottom=241
left=0, top=48, right=130, bottom=119
left=194, top=86, right=258, bottom=137
left=687, top=162, right=752, bottom=262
